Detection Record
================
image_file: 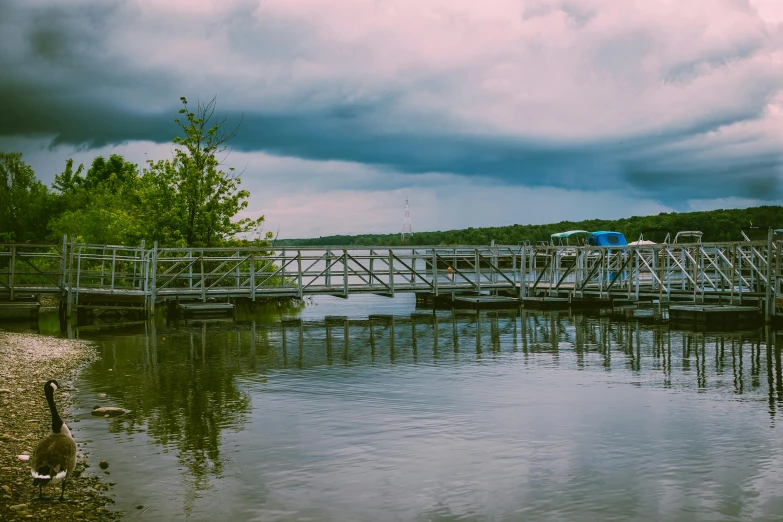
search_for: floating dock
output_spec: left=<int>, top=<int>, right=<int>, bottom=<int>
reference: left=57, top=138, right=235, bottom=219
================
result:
left=177, top=301, right=235, bottom=318
left=452, top=295, right=520, bottom=309
left=669, top=305, right=761, bottom=329
left=0, top=300, right=40, bottom=320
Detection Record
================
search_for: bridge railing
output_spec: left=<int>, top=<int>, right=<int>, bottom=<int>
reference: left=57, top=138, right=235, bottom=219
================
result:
left=0, top=241, right=68, bottom=300
left=146, top=245, right=523, bottom=304
left=521, top=241, right=778, bottom=303
left=3, top=238, right=783, bottom=316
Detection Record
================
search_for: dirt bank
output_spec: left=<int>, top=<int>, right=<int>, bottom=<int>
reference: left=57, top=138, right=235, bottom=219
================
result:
left=0, top=331, right=121, bottom=521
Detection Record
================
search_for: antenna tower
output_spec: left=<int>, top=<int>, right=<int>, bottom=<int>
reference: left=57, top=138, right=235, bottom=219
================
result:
left=401, top=197, right=413, bottom=242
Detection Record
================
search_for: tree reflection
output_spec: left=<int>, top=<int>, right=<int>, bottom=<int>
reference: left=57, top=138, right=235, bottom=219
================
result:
left=82, top=319, right=252, bottom=515
left=76, top=304, right=783, bottom=516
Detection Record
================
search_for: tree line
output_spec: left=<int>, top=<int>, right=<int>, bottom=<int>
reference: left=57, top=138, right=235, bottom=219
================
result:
left=0, top=97, right=268, bottom=248
left=276, top=206, right=783, bottom=247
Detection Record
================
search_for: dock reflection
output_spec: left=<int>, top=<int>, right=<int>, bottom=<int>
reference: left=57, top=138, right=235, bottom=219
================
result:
left=73, top=308, right=783, bottom=513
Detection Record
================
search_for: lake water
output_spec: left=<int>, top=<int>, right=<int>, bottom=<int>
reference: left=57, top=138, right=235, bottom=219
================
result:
left=54, top=295, right=783, bottom=521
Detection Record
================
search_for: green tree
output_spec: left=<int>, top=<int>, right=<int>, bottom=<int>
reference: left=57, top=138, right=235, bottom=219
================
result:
left=144, top=96, right=264, bottom=247
left=49, top=155, right=146, bottom=245
left=0, top=153, right=52, bottom=242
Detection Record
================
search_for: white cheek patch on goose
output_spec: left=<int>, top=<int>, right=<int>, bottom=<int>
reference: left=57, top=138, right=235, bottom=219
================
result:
left=31, top=470, right=67, bottom=480
left=50, top=383, right=58, bottom=392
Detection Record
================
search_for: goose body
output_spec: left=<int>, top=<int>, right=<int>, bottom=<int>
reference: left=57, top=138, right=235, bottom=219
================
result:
left=30, top=379, right=76, bottom=500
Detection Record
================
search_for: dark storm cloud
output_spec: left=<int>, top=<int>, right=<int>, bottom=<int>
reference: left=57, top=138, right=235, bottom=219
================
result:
left=0, top=0, right=781, bottom=204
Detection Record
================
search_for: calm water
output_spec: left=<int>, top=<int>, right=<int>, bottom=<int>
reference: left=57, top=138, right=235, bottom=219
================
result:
left=52, top=295, right=783, bottom=521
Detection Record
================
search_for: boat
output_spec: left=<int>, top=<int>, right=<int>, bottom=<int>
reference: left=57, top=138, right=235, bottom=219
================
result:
left=586, top=231, right=627, bottom=247
left=550, top=230, right=592, bottom=247
left=673, top=231, right=703, bottom=244
left=628, top=227, right=672, bottom=246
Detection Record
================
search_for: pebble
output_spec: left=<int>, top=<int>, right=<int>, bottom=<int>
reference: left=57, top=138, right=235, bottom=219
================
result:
left=17, top=454, right=30, bottom=461
left=0, top=331, right=118, bottom=521
left=97, top=393, right=107, bottom=399
left=136, top=505, right=144, bottom=509
left=99, top=460, right=109, bottom=470
left=0, top=388, right=11, bottom=393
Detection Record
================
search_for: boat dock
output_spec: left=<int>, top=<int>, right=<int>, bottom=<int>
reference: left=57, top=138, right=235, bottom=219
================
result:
left=1, top=237, right=782, bottom=326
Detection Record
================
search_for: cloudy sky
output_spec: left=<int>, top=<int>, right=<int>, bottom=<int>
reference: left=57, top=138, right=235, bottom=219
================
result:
left=1, top=0, right=782, bottom=238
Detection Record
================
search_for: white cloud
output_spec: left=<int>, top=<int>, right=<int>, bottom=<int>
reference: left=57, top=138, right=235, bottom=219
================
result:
left=2, top=0, right=782, bottom=238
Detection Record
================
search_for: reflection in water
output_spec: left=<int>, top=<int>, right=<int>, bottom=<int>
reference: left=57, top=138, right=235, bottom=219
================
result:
left=80, top=319, right=253, bottom=515
left=67, top=303, right=783, bottom=521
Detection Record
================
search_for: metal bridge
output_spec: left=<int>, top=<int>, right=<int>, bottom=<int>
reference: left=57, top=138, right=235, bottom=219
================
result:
left=0, top=237, right=781, bottom=318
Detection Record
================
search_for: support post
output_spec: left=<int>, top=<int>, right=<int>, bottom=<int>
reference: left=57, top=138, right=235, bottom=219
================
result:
left=731, top=244, right=737, bottom=305
left=369, top=249, right=375, bottom=289
left=149, top=242, right=158, bottom=315
left=111, top=248, right=117, bottom=291
left=100, top=247, right=106, bottom=287
left=634, top=248, right=640, bottom=300
left=75, top=245, right=82, bottom=312
left=389, top=250, right=395, bottom=296
left=766, top=228, right=774, bottom=323
left=60, top=235, right=68, bottom=292
left=475, top=249, right=481, bottom=293
left=250, top=252, right=256, bottom=302
left=200, top=252, right=206, bottom=303
left=9, top=245, right=15, bottom=301
left=658, top=246, right=664, bottom=307
left=519, top=246, right=527, bottom=297
left=326, top=249, right=332, bottom=287
left=139, top=239, right=146, bottom=291
left=235, top=251, right=241, bottom=290
left=343, top=249, right=348, bottom=297
left=298, top=251, right=303, bottom=298
left=432, top=249, right=438, bottom=296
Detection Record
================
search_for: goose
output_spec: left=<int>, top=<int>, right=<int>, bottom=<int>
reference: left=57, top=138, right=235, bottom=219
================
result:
left=30, top=379, right=77, bottom=501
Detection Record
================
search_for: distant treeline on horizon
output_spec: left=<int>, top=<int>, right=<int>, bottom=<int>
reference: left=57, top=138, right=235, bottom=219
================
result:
left=275, top=206, right=783, bottom=247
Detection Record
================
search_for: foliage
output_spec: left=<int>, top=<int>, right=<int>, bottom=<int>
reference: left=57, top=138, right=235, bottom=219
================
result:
left=0, top=153, right=52, bottom=242
left=143, top=96, right=265, bottom=247
left=275, top=206, right=783, bottom=247
left=44, top=96, right=267, bottom=247
left=50, top=154, right=147, bottom=245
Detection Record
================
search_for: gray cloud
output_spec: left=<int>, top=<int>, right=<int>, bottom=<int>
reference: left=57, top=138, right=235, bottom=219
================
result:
left=0, top=0, right=781, bottom=205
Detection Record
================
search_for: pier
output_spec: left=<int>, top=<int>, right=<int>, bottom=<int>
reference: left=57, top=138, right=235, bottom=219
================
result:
left=0, top=237, right=782, bottom=323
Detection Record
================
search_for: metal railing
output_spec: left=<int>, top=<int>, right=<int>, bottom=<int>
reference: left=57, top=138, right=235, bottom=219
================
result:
left=1, top=237, right=782, bottom=318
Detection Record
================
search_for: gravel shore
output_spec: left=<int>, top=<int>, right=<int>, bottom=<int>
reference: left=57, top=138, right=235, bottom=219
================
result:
left=0, top=331, right=121, bottom=521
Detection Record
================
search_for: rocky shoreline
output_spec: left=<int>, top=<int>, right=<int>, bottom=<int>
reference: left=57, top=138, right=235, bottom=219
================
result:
left=0, top=331, right=121, bottom=521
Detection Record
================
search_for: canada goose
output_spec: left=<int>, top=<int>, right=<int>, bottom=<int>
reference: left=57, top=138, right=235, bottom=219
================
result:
left=30, top=379, right=77, bottom=501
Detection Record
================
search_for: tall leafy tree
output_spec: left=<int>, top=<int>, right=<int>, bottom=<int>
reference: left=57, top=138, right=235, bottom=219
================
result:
left=145, top=96, right=263, bottom=247
left=49, top=154, right=146, bottom=245
left=0, top=153, right=51, bottom=242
